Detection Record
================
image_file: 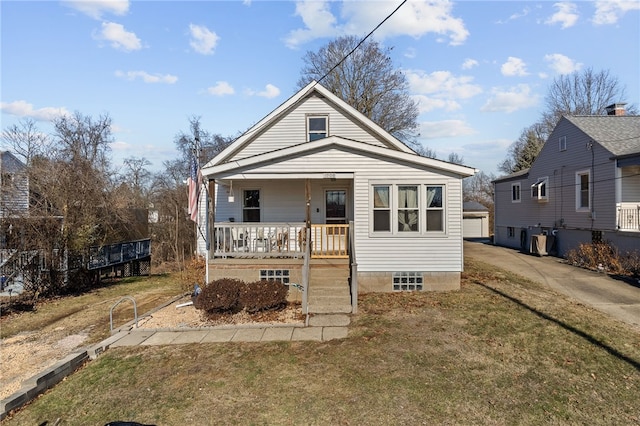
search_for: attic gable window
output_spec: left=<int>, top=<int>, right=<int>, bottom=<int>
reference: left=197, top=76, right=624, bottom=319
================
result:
left=559, top=136, right=567, bottom=151
left=531, top=177, right=548, bottom=202
left=307, top=115, right=328, bottom=141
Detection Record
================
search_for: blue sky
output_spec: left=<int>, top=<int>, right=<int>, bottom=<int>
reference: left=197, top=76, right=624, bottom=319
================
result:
left=2, top=0, right=639, bottom=177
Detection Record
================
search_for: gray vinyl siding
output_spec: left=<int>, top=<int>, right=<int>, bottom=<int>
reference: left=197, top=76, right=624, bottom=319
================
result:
left=229, top=96, right=390, bottom=161
left=494, top=118, right=622, bottom=252
left=211, top=148, right=465, bottom=273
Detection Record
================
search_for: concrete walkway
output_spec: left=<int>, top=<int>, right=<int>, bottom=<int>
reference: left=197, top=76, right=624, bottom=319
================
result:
left=464, top=240, right=640, bottom=332
left=110, top=314, right=351, bottom=347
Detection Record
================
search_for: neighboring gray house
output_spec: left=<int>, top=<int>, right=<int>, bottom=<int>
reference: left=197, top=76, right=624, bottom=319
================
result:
left=0, top=150, right=28, bottom=218
left=463, top=201, right=490, bottom=239
left=493, top=104, right=640, bottom=257
left=196, top=81, right=476, bottom=313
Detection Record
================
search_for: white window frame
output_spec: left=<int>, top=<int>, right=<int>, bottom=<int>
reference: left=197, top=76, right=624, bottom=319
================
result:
left=369, top=182, right=447, bottom=237
left=531, top=177, right=549, bottom=202
left=559, top=136, right=567, bottom=152
left=242, top=188, right=261, bottom=222
left=307, top=115, right=328, bottom=141
left=575, top=169, right=591, bottom=212
left=511, top=182, right=521, bottom=203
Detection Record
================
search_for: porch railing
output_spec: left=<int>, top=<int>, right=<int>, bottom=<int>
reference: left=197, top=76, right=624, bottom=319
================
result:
left=617, top=204, right=640, bottom=231
left=212, top=223, right=349, bottom=258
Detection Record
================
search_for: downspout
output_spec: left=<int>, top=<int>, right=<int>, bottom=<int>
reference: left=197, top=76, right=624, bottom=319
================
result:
left=589, top=141, right=595, bottom=230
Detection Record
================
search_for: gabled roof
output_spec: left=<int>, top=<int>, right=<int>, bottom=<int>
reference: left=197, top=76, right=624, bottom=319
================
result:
left=463, top=201, right=488, bottom=212
left=204, top=80, right=417, bottom=168
left=202, top=135, right=476, bottom=178
left=492, top=168, right=529, bottom=183
left=563, top=115, right=640, bottom=157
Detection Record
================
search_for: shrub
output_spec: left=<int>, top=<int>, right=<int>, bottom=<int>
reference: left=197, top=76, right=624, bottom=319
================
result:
left=195, top=278, right=243, bottom=313
left=239, top=279, right=288, bottom=313
left=566, top=241, right=623, bottom=274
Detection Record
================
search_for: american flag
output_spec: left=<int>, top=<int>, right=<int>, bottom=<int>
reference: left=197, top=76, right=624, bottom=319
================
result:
left=187, top=156, right=202, bottom=222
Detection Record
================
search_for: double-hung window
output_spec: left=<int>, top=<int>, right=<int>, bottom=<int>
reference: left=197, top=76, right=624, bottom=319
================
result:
left=398, top=185, right=419, bottom=232
left=307, top=115, right=328, bottom=141
left=371, top=183, right=446, bottom=235
left=243, top=189, right=260, bottom=222
left=373, top=185, right=391, bottom=232
left=511, top=183, right=521, bottom=203
left=576, top=170, right=590, bottom=211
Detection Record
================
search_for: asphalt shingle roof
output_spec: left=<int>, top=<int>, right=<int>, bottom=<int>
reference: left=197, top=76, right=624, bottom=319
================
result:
left=564, top=115, right=640, bottom=157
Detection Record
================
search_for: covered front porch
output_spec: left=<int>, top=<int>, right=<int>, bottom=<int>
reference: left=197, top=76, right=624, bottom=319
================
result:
left=616, top=164, right=640, bottom=232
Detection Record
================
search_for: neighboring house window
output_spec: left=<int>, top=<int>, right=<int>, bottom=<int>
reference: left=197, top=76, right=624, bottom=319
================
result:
left=307, top=115, right=328, bottom=141
left=508, top=227, right=515, bottom=238
left=576, top=170, right=591, bottom=211
left=398, top=185, right=419, bottom=232
left=559, top=136, right=567, bottom=151
left=511, top=183, right=521, bottom=203
left=392, top=272, right=423, bottom=291
left=243, top=189, right=260, bottom=222
left=371, top=183, right=446, bottom=235
left=373, top=185, right=391, bottom=232
left=1, top=173, right=12, bottom=188
left=426, top=185, right=444, bottom=232
left=260, top=269, right=290, bottom=285
left=531, top=177, right=549, bottom=202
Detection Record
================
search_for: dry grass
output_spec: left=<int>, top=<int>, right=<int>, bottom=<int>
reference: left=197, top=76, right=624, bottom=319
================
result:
left=3, top=259, right=640, bottom=425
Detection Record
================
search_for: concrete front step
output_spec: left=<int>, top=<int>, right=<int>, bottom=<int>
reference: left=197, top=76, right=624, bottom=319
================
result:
left=309, top=304, right=352, bottom=314
left=308, top=314, right=351, bottom=327
left=309, top=287, right=351, bottom=296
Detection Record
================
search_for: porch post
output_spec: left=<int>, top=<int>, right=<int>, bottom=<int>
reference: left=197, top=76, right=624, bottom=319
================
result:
left=206, top=179, right=216, bottom=284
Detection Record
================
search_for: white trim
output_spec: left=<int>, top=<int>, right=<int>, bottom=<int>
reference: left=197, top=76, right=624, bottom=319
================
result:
left=559, top=135, right=567, bottom=152
left=368, top=181, right=447, bottom=237
left=511, top=182, right=521, bottom=203
left=575, top=169, right=591, bottom=212
left=204, top=81, right=417, bottom=168
left=203, top=136, right=476, bottom=178
left=531, top=176, right=549, bottom=202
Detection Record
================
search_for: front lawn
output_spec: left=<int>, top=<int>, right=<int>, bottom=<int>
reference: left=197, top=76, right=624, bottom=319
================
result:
left=3, top=259, right=639, bottom=425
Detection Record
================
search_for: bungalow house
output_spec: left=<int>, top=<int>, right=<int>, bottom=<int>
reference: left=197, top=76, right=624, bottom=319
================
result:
left=197, top=81, right=476, bottom=314
left=493, top=104, right=640, bottom=257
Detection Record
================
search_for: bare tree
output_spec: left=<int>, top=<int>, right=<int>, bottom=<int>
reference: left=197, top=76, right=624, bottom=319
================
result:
left=297, top=35, right=420, bottom=146
left=541, top=68, right=637, bottom=132
left=0, top=118, right=51, bottom=165
left=447, top=152, right=465, bottom=165
left=414, top=145, right=437, bottom=159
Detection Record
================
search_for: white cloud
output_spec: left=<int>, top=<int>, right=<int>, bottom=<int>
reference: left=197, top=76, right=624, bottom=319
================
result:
left=257, top=84, right=281, bottom=98
left=501, top=57, right=528, bottom=77
left=284, top=1, right=340, bottom=48
left=495, top=6, right=533, bottom=24
left=481, top=84, right=539, bottom=113
left=62, top=0, right=129, bottom=20
left=462, top=59, right=478, bottom=70
left=544, top=53, right=583, bottom=74
left=207, top=81, right=235, bottom=96
left=545, top=2, right=579, bottom=29
left=419, top=120, right=476, bottom=139
left=404, top=47, right=417, bottom=59
left=115, top=70, right=178, bottom=84
left=407, top=70, right=483, bottom=101
left=189, top=24, right=220, bottom=55
left=0, top=100, right=70, bottom=121
left=284, top=0, right=469, bottom=48
left=412, top=95, right=461, bottom=113
left=245, top=84, right=281, bottom=99
left=593, top=0, right=640, bottom=25
left=94, top=22, right=142, bottom=51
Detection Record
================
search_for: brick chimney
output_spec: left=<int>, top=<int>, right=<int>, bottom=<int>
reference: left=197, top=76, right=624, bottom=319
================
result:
left=606, top=103, right=626, bottom=116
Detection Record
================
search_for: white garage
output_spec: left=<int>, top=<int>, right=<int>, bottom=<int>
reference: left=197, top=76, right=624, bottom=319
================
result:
left=463, top=201, right=490, bottom=239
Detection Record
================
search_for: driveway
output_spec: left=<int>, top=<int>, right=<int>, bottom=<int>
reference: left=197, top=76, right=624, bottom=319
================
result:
left=464, top=240, right=640, bottom=332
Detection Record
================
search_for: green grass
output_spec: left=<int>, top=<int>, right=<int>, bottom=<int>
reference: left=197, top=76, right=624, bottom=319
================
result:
left=3, top=259, right=640, bottom=425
